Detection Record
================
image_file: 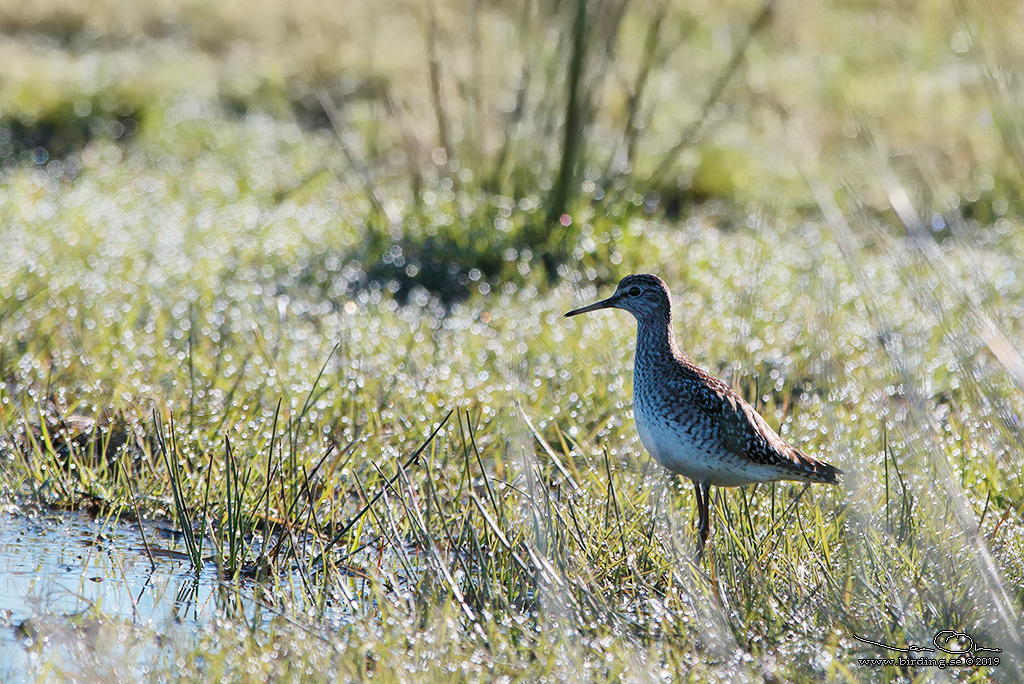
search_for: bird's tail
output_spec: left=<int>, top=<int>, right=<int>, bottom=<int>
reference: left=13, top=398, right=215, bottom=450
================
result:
left=790, top=447, right=843, bottom=484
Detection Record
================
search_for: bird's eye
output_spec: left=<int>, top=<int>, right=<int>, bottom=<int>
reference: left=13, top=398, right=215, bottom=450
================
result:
left=628, top=286, right=642, bottom=297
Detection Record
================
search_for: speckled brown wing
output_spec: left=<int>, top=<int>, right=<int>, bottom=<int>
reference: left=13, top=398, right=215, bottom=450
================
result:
left=683, top=361, right=842, bottom=484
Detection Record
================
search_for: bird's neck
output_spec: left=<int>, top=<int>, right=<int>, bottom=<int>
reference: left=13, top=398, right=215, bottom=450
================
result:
left=634, top=315, right=681, bottom=367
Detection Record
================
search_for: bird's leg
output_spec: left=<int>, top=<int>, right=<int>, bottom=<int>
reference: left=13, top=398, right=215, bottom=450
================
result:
left=692, top=478, right=704, bottom=531
left=693, top=479, right=711, bottom=559
left=699, top=481, right=712, bottom=546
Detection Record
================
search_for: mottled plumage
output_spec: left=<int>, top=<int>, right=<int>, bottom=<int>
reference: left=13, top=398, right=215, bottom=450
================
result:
left=565, top=274, right=841, bottom=554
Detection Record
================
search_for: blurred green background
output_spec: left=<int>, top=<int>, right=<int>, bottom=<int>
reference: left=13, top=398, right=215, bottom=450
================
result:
left=2, top=0, right=1022, bottom=298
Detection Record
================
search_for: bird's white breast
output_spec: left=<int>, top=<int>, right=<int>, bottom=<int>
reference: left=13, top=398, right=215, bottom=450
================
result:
left=632, top=392, right=777, bottom=487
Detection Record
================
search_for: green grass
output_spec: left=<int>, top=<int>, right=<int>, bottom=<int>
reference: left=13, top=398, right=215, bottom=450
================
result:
left=1, top=0, right=1024, bottom=681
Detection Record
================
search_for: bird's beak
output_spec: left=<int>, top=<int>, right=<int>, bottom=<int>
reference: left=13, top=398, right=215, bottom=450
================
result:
left=564, top=296, right=616, bottom=317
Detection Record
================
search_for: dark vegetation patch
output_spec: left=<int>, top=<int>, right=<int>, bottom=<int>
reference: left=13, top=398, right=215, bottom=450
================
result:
left=16, top=409, right=133, bottom=468
left=281, top=198, right=637, bottom=308
left=0, top=9, right=88, bottom=47
left=0, top=91, right=143, bottom=175
left=218, top=71, right=391, bottom=132
left=287, top=202, right=549, bottom=308
left=289, top=77, right=391, bottom=133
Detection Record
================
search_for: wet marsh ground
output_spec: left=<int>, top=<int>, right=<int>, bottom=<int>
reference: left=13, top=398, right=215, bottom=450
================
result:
left=1, top=0, right=1024, bottom=681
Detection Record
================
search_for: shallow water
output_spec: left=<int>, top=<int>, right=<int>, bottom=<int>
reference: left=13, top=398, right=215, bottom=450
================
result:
left=0, top=510, right=216, bottom=673
left=0, top=507, right=384, bottom=680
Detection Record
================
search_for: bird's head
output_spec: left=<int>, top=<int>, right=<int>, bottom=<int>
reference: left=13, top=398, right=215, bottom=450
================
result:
left=564, top=274, right=672, bottom=322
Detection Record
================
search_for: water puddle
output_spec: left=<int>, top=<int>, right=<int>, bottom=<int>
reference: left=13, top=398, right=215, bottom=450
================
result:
left=0, top=508, right=410, bottom=679
left=0, top=510, right=210, bottom=671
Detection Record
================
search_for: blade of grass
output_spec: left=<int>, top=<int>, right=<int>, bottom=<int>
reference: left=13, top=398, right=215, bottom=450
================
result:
left=310, top=409, right=453, bottom=566
left=120, top=460, right=156, bottom=572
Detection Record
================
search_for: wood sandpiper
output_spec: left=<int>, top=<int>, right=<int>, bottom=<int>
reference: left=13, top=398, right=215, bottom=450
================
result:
left=565, top=274, right=841, bottom=555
